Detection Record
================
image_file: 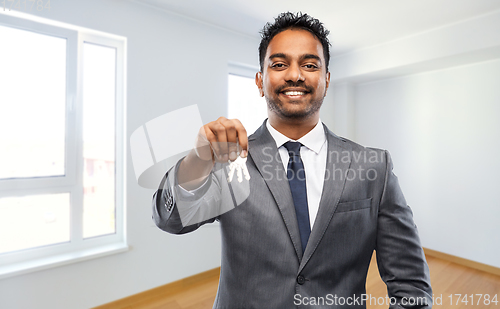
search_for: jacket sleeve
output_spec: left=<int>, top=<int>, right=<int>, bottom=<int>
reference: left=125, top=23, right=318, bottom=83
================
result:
left=376, top=150, right=433, bottom=308
left=152, top=159, right=243, bottom=234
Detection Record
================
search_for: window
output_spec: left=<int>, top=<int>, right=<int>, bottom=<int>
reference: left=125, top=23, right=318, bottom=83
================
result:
left=0, top=12, right=126, bottom=279
left=227, top=63, right=267, bottom=135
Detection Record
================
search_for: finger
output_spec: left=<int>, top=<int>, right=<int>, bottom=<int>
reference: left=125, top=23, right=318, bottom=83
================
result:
left=202, top=124, right=218, bottom=161
left=210, top=120, right=229, bottom=162
left=221, top=118, right=238, bottom=161
left=194, top=126, right=214, bottom=161
left=232, top=119, right=248, bottom=157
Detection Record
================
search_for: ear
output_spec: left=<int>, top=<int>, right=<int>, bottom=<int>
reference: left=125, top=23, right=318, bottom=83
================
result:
left=324, top=71, right=331, bottom=97
left=255, top=72, right=264, bottom=97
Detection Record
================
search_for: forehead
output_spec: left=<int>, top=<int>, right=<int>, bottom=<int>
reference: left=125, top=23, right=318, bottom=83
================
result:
left=265, top=29, right=324, bottom=62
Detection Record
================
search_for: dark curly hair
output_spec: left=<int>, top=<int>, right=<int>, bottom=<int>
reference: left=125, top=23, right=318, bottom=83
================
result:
left=258, top=12, right=331, bottom=72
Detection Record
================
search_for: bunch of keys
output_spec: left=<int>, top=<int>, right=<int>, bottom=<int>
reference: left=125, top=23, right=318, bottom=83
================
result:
left=227, top=156, right=250, bottom=183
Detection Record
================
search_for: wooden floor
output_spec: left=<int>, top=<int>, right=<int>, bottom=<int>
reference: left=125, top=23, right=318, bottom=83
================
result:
left=101, top=254, right=500, bottom=308
left=366, top=255, right=500, bottom=308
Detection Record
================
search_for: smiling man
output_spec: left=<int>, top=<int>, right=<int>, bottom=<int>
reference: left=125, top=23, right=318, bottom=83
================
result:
left=256, top=27, right=330, bottom=140
left=153, top=12, right=432, bottom=308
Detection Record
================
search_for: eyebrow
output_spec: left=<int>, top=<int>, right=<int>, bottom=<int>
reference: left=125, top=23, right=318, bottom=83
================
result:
left=269, top=53, right=287, bottom=61
left=301, top=54, right=321, bottom=62
left=268, top=53, right=322, bottom=63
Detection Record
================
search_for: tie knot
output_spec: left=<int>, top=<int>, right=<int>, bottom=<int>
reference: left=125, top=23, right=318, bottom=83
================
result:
left=283, top=141, right=302, bottom=157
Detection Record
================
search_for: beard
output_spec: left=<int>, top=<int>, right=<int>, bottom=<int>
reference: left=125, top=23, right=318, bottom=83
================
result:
left=266, top=82, right=324, bottom=119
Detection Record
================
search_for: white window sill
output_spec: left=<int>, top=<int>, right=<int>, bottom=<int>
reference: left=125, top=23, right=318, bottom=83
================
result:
left=0, top=242, right=129, bottom=280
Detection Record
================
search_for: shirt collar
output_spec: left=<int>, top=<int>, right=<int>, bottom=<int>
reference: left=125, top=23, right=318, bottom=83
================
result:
left=266, top=119, right=326, bottom=154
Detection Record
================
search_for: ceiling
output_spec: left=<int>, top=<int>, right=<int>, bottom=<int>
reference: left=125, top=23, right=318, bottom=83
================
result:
left=134, top=0, right=500, bottom=56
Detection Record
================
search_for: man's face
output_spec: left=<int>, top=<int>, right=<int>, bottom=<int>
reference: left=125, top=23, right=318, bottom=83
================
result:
left=256, top=29, right=330, bottom=120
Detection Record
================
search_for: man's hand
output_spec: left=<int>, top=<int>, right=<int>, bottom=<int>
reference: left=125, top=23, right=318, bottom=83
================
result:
left=196, top=117, right=248, bottom=162
left=178, top=117, right=248, bottom=190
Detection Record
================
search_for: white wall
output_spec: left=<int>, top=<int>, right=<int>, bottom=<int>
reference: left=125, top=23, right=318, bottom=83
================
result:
left=354, top=60, right=500, bottom=268
left=327, top=9, right=500, bottom=269
left=0, top=1, right=259, bottom=308
left=330, top=10, right=500, bottom=84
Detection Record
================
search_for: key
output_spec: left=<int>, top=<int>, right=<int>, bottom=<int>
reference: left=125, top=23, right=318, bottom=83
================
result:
left=227, top=156, right=250, bottom=183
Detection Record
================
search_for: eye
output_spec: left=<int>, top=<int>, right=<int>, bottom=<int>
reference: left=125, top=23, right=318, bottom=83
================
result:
left=304, top=64, right=318, bottom=69
left=271, top=63, right=286, bottom=68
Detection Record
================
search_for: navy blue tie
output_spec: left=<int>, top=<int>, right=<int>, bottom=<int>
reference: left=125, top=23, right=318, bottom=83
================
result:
left=283, top=141, right=311, bottom=253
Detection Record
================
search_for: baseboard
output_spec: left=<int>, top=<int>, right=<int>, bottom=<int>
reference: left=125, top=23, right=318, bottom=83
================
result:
left=92, top=267, right=220, bottom=309
left=423, top=247, right=500, bottom=276
left=93, top=249, right=499, bottom=308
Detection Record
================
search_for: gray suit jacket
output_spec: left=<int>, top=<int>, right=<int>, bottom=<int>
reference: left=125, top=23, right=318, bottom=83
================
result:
left=152, top=122, right=432, bottom=308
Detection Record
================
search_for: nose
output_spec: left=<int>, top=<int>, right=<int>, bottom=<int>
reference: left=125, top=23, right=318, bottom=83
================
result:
left=284, top=63, right=304, bottom=83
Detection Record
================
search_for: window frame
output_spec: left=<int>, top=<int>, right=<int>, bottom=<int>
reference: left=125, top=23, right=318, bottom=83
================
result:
left=227, top=62, right=267, bottom=135
left=0, top=12, right=127, bottom=279
left=227, top=61, right=261, bottom=120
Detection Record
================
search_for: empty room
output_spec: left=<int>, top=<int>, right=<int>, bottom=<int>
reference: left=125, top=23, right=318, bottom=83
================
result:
left=1, top=1, right=499, bottom=308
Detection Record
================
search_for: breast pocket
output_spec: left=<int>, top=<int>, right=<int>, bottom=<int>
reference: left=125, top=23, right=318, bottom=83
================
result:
left=335, top=198, right=372, bottom=213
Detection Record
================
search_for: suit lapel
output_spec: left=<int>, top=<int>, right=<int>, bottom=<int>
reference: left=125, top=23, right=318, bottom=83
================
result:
left=299, top=125, right=352, bottom=273
left=248, top=121, right=304, bottom=261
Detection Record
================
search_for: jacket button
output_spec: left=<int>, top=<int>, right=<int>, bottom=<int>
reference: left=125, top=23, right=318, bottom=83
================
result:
left=297, top=275, right=305, bottom=285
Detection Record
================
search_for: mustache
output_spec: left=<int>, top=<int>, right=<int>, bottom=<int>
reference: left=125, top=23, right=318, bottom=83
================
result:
left=275, top=82, right=314, bottom=94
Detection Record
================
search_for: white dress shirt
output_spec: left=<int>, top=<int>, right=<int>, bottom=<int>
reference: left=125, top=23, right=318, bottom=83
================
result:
left=266, top=120, right=327, bottom=229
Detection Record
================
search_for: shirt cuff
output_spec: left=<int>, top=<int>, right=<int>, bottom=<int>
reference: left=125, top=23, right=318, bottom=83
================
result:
left=176, top=177, right=210, bottom=197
